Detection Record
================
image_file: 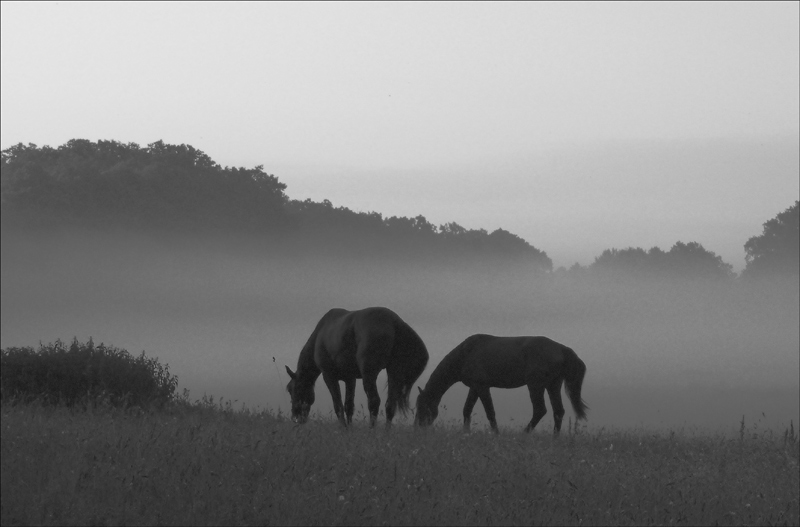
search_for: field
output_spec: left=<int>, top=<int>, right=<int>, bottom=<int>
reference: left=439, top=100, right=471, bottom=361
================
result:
left=2, top=399, right=798, bottom=526
left=2, top=226, right=798, bottom=525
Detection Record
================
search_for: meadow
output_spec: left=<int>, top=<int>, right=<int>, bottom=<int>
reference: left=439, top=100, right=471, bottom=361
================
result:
left=2, top=225, right=798, bottom=525
left=2, top=398, right=798, bottom=526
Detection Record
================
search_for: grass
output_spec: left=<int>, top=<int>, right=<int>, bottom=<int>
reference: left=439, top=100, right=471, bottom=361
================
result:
left=1, top=398, right=798, bottom=526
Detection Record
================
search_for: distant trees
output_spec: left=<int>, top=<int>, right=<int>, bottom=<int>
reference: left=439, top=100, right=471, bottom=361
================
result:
left=0, top=139, right=552, bottom=271
left=743, top=201, right=799, bottom=279
left=590, top=241, right=735, bottom=280
left=283, top=197, right=552, bottom=271
left=0, top=139, right=288, bottom=230
left=583, top=201, right=799, bottom=282
left=6, top=138, right=791, bottom=282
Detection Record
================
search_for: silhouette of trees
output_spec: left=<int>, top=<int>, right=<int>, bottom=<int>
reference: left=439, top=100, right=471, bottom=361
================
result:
left=9, top=138, right=775, bottom=281
left=591, top=242, right=734, bottom=280
left=282, top=198, right=552, bottom=271
left=1, top=139, right=288, bottom=230
left=743, top=201, right=799, bottom=278
left=1, top=139, right=552, bottom=271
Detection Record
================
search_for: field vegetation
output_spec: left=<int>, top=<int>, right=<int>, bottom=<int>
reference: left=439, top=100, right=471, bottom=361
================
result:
left=2, top=397, right=798, bottom=526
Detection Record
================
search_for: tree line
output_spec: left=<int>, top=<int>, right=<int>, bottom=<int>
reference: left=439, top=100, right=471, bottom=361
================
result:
left=1, top=139, right=797, bottom=280
left=574, top=201, right=797, bottom=281
left=0, top=139, right=550, bottom=271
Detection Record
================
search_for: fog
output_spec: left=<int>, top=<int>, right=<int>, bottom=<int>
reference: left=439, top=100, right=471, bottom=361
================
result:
left=2, top=227, right=797, bottom=433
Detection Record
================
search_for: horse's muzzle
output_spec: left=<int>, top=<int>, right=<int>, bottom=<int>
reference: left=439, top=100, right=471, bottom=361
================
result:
left=291, top=404, right=310, bottom=423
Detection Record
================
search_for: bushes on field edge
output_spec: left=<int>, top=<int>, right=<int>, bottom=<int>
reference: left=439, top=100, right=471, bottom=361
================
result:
left=0, top=338, right=178, bottom=409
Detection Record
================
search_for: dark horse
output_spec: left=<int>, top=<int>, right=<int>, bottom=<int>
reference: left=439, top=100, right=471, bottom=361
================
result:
left=286, top=307, right=429, bottom=427
left=415, top=335, right=587, bottom=434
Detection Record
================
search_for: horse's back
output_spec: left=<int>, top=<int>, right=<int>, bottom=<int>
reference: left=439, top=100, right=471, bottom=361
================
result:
left=316, top=306, right=396, bottom=339
left=315, top=306, right=418, bottom=373
left=465, top=334, right=564, bottom=356
left=315, top=307, right=352, bottom=334
left=458, top=334, right=573, bottom=387
left=350, top=306, right=402, bottom=333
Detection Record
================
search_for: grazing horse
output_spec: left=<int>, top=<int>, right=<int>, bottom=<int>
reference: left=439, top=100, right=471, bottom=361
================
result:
left=415, top=334, right=587, bottom=434
left=286, top=307, right=429, bottom=427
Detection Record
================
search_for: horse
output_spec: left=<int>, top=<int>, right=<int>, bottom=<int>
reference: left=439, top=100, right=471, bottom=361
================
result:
left=285, top=307, right=429, bottom=427
left=415, top=334, right=587, bottom=435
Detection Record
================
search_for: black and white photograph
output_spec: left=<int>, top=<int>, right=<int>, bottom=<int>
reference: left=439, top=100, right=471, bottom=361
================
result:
left=1, top=2, right=798, bottom=525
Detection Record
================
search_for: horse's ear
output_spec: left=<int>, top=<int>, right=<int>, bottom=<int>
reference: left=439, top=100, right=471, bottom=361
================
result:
left=285, top=366, right=296, bottom=380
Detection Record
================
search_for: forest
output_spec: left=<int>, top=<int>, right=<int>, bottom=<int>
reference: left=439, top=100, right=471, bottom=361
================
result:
left=2, top=139, right=797, bottom=280
left=0, top=140, right=549, bottom=271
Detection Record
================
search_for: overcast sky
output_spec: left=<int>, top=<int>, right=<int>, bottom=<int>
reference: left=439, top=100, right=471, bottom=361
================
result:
left=2, top=2, right=798, bottom=269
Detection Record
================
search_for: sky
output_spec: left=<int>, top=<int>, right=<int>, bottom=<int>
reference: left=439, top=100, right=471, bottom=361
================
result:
left=2, top=2, right=798, bottom=270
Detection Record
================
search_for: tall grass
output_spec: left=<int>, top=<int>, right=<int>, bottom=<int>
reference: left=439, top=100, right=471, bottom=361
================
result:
left=2, top=398, right=797, bottom=526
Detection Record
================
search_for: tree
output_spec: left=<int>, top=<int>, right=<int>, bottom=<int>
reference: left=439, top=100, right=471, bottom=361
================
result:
left=439, top=222, right=467, bottom=237
left=591, top=247, right=650, bottom=275
left=743, top=200, right=799, bottom=278
left=663, top=241, right=734, bottom=279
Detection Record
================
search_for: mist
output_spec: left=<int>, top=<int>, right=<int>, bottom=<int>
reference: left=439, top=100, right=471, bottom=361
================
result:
left=2, top=225, right=797, bottom=433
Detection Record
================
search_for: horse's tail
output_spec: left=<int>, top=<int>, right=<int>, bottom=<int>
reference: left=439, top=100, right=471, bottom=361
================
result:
left=562, top=347, right=588, bottom=421
left=387, top=323, right=430, bottom=416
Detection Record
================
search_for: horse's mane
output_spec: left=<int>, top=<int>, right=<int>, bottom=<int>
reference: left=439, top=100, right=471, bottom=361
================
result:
left=295, top=318, right=324, bottom=377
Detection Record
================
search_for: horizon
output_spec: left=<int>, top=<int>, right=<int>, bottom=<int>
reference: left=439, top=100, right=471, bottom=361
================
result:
left=2, top=136, right=796, bottom=273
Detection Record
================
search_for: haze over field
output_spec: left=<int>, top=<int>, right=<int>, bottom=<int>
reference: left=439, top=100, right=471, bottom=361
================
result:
left=2, top=226, right=797, bottom=432
left=1, top=3, right=798, bottom=432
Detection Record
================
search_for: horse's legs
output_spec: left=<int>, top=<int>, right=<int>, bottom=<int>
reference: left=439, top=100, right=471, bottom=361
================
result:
left=525, top=383, right=547, bottom=433
left=477, top=387, right=499, bottom=433
left=546, top=379, right=565, bottom=436
left=384, top=375, right=398, bottom=426
left=462, top=387, right=480, bottom=432
left=344, top=377, right=357, bottom=425
left=361, top=371, right=381, bottom=428
left=322, top=372, right=346, bottom=426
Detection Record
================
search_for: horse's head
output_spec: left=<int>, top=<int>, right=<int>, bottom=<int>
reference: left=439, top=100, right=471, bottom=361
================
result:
left=414, top=386, right=438, bottom=427
left=285, top=366, right=315, bottom=423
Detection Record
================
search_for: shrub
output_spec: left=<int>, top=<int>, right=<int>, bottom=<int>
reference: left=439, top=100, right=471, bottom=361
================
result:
left=0, top=338, right=178, bottom=409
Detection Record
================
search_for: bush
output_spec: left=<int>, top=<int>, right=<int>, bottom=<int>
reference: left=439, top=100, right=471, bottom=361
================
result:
left=0, top=338, right=178, bottom=409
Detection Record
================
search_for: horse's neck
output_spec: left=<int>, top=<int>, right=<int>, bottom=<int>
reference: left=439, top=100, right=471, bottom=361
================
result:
left=424, top=341, right=475, bottom=403
left=424, top=360, right=460, bottom=404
